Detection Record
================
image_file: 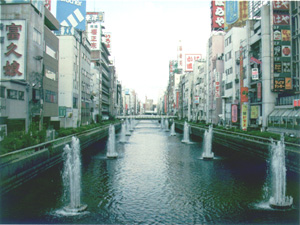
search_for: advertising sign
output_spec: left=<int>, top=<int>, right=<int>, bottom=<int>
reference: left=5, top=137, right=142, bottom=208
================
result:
left=86, top=12, right=104, bottom=23
left=185, top=54, right=201, bottom=72
left=56, top=0, right=86, bottom=31
left=194, top=96, right=199, bottom=105
left=1, top=19, right=26, bottom=80
left=250, top=56, right=261, bottom=64
left=250, top=106, right=259, bottom=119
left=224, top=0, right=248, bottom=31
left=211, top=0, right=225, bottom=31
left=285, top=77, right=292, bottom=90
left=257, top=82, right=261, bottom=101
left=164, top=95, right=167, bottom=113
left=252, top=68, right=259, bottom=80
left=87, top=22, right=101, bottom=50
left=231, top=104, right=238, bottom=123
left=104, top=32, right=111, bottom=53
left=242, top=104, right=248, bottom=131
left=45, top=0, right=51, bottom=10
left=241, top=87, right=248, bottom=103
left=125, top=89, right=130, bottom=95
left=274, top=77, right=285, bottom=91
left=176, top=91, right=179, bottom=109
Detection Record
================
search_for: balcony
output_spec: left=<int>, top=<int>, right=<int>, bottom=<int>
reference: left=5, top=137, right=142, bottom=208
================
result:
left=250, top=30, right=261, bottom=45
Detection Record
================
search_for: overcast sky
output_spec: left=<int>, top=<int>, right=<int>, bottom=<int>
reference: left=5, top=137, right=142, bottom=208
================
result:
left=54, top=0, right=211, bottom=103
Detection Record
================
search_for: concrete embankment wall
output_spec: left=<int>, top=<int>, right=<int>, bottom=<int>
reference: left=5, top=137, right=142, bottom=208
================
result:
left=0, top=123, right=121, bottom=196
left=175, top=123, right=300, bottom=174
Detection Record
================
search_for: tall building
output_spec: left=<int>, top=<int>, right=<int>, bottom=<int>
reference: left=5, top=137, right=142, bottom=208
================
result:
left=0, top=2, right=59, bottom=134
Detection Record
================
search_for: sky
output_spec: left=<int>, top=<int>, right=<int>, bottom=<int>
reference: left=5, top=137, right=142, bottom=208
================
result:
left=53, top=0, right=211, bottom=103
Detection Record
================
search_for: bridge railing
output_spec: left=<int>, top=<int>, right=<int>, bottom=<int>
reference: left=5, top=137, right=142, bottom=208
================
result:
left=117, top=115, right=177, bottom=120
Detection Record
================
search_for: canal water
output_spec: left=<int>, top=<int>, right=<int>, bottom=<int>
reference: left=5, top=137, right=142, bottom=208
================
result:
left=1, top=120, right=299, bottom=224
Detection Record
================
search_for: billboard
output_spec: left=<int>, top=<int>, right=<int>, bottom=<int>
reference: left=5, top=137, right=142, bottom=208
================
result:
left=211, top=0, right=225, bottom=31
left=250, top=106, right=259, bottom=119
left=224, top=0, right=248, bottom=31
left=185, top=54, right=201, bottom=72
left=56, top=0, right=86, bottom=31
left=86, top=12, right=104, bottom=23
left=271, top=1, right=291, bottom=91
left=1, top=19, right=27, bottom=80
left=87, top=22, right=101, bottom=50
left=177, top=41, right=183, bottom=69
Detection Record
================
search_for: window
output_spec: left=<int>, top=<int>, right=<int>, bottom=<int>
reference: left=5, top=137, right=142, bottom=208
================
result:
left=73, top=97, right=78, bottom=108
left=33, top=28, right=41, bottom=45
left=226, top=82, right=233, bottom=90
left=45, top=67, right=57, bottom=81
left=7, top=89, right=18, bottom=99
left=18, top=91, right=24, bottom=100
left=45, top=45, right=57, bottom=59
left=45, top=90, right=57, bottom=103
left=0, top=86, right=5, bottom=98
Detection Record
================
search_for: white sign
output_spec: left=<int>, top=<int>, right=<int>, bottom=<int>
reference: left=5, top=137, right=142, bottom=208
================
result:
left=252, top=68, right=259, bottom=80
left=185, top=54, right=201, bottom=72
left=87, top=22, right=101, bottom=50
left=0, top=19, right=26, bottom=80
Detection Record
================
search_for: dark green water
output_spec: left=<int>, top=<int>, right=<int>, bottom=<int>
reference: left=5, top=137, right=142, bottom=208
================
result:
left=0, top=120, right=299, bottom=224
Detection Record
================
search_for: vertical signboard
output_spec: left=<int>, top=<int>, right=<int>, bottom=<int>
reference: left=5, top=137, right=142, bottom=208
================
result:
left=104, top=32, right=112, bottom=53
left=272, top=1, right=291, bottom=91
left=56, top=0, right=86, bottom=31
left=211, top=0, right=225, bottom=31
left=164, top=95, right=167, bottom=113
left=177, top=41, right=183, bottom=70
left=176, top=91, right=179, bottom=109
left=242, top=104, right=248, bottom=131
left=257, top=82, right=262, bottom=101
left=231, top=104, right=238, bottom=123
left=185, top=54, right=201, bottom=72
left=87, top=22, right=101, bottom=50
left=250, top=106, right=259, bottom=119
left=45, top=0, right=51, bottom=11
left=1, top=19, right=26, bottom=80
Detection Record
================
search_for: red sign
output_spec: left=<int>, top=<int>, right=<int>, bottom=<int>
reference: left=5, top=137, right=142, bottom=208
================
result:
left=215, top=81, right=220, bottom=98
left=185, top=54, right=201, bottom=72
left=241, top=87, right=249, bottom=103
left=211, top=0, right=225, bottom=31
left=273, top=1, right=289, bottom=10
left=250, top=56, right=262, bottom=64
left=257, top=82, right=261, bottom=101
left=45, top=0, right=51, bottom=11
left=176, top=92, right=179, bottom=109
left=231, top=104, right=238, bottom=123
left=273, top=14, right=290, bottom=25
left=164, top=95, right=167, bottom=113
left=294, top=100, right=299, bottom=107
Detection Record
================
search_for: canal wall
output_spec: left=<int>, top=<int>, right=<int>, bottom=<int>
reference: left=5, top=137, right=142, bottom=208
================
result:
left=0, top=123, right=121, bottom=196
left=175, top=122, right=300, bottom=174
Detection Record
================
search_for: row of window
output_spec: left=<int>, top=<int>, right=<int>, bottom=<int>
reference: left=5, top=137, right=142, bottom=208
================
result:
left=225, top=67, right=233, bottom=75
left=225, top=82, right=233, bottom=90
left=225, top=36, right=232, bottom=47
left=225, top=51, right=232, bottom=61
left=0, top=87, right=24, bottom=100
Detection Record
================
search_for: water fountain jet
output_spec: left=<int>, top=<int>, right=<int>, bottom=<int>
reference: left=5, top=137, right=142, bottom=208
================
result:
left=170, top=122, right=176, bottom=136
left=269, top=134, right=293, bottom=209
left=165, top=119, right=169, bottom=131
left=202, top=125, right=214, bottom=160
left=62, top=136, right=87, bottom=214
left=181, top=121, right=190, bottom=143
left=119, top=123, right=127, bottom=143
left=107, top=124, right=118, bottom=158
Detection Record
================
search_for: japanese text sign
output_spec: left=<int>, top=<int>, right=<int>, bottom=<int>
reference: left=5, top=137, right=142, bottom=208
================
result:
left=104, top=32, right=111, bottom=53
left=1, top=19, right=26, bottom=80
left=211, top=0, right=225, bottom=30
left=242, top=104, right=248, bottom=131
left=86, top=12, right=104, bottom=23
left=185, top=54, right=201, bottom=72
left=87, top=22, right=101, bottom=50
left=231, top=104, right=238, bottom=123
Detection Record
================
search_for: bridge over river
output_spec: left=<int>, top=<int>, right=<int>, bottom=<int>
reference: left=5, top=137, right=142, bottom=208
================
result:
left=116, top=115, right=177, bottom=120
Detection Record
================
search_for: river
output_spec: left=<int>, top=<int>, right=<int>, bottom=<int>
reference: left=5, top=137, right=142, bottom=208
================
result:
left=0, top=120, right=299, bottom=224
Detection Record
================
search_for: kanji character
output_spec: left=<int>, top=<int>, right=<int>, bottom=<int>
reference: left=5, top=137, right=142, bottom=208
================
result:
left=215, top=17, right=224, bottom=26
left=215, top=7, right=224, bottom=16
left=3, top=60, right=22, bottom=76
left=5, top=43, right=22, bottom=57
left=6, top=23, right=22, bottom=40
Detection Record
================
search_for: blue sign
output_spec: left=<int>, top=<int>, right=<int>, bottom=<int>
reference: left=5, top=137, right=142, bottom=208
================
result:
left=225, top=1, right=239, bottom=25
left=56, top=0, right=86, bottom=31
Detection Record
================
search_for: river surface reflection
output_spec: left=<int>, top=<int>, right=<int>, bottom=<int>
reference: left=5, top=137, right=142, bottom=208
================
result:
left=0, top=120, right=299, bottom=224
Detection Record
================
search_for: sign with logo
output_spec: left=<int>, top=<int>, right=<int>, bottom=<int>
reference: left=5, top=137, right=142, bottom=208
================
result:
left=211, top=0, right=225, bottom=31
left=252, top=68, right=259, bottom=80
left=242, top=104, right=248, bottom=131
left=56, top=0, right=86, bottom=31
left=285, top=77, right=292, bottom=90
left=241, top=87, right=248, bottom=103
left=194, top=96, right=199, bottom=104
left=86, top=12, right=104, bottom=23
left=257, top=82, right=261, bottom=101
left=224, top=1, right=248, bottom=31
left=0, top=19, right=26, bottom=80
left=185, top=54, right=201, bottom=72
left=231, top=104, right=238, bottom=123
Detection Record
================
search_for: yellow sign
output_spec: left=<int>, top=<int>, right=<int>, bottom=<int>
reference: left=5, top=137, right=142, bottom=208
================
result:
left=285, top=77, right=292, bottom=90
left=242, top=104, right=248, bottom=131
left=250, top=106, right=259, bottom=119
